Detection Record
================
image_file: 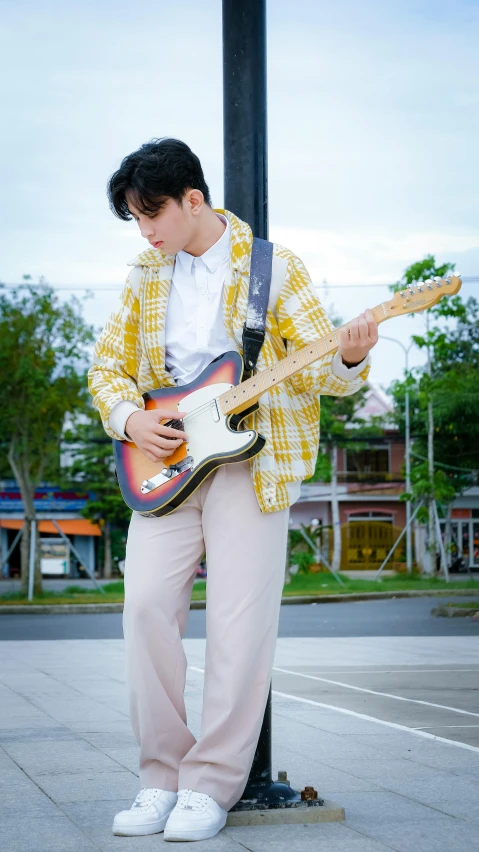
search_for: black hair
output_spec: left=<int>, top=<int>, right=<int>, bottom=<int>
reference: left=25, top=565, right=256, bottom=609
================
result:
left=107, top=137, right=212, bottom=221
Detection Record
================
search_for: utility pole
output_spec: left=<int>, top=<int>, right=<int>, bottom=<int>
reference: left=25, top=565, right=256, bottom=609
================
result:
left=223, top=0, right=324, bottom=814
left=380, top=336, right=414, bottom=571
left=330, top=444, right=341, bottom=572
left=426, top=312, right=436, bottom=574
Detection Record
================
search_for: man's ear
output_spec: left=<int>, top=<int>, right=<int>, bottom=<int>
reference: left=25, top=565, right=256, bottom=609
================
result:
left=187, top=188, right=204, bottom=216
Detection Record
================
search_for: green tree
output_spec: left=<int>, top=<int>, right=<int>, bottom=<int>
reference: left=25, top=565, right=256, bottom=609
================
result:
left=389, top=257, right=477, bottom=568
left=0, top=279, right=94, bottom=593
left=62, top=407, right=132, bottom=577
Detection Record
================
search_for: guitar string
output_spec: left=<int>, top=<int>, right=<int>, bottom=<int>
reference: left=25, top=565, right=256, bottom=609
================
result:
left=155, top=330, right=341, bottom=431
left=157, top=374, right=269, bottom=428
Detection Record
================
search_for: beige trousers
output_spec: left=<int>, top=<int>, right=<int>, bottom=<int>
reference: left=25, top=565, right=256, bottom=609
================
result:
left=122, top=460, right=289, bottom=811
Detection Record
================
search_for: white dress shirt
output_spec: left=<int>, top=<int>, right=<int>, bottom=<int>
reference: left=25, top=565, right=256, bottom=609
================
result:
left=164, top=214, right=237, bottom=384
left=108, top=215, right=367, bottom=455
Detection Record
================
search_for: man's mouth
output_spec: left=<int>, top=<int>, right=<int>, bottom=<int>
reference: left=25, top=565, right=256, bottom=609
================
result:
left=151, top=240, right=163, bottom=248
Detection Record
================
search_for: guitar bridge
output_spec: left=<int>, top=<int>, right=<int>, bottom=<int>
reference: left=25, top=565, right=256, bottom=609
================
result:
left=141, top=455, right=194, bottom=494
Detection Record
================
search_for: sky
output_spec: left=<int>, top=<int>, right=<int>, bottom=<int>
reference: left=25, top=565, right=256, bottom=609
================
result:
left=1, top=0, right=478, bottom=390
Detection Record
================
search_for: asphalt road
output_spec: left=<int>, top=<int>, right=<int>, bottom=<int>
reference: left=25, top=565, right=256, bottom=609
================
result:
left=1, top=597, right=478, bottom=640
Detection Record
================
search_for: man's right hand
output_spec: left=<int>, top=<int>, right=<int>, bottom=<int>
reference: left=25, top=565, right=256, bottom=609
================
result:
left=125, top=408, right=188, bottom=463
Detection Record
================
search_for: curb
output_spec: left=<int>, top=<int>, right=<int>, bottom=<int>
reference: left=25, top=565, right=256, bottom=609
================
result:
left=1, top=588, right=479, bottom=615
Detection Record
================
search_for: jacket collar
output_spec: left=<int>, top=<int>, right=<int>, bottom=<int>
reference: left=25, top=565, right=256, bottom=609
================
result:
left=126, top=209, right=252, bottom=272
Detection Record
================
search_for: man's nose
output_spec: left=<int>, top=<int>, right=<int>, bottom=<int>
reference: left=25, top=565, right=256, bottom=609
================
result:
left=140, top=222, right=155, bottom=239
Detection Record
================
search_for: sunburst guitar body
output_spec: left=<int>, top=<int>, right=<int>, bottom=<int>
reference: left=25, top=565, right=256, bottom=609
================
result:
left=113, top=351, right=264, bottom=517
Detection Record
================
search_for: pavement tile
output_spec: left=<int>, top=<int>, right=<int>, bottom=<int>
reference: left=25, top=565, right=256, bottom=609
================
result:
left=62, top=800, right=247, bottom=851
left=0, top=711, right=61, bottom=730
left=97, top=746, right=140, bottom=774
left=78, top=730, right=138, bottom=748
left=31, top=769, right=141, bottom=803
left=349, top=818, right=479, bottom=852
left=272, top=749, right=383, bottom=793
left=224, top=822, right=394, bottom=851
left=0, top=725, right=80, bottom=743
left=333, top=790, right=454, bottom=823
left=21, top=696, right=127, bottom=723
left=2, top=739, right=130, bottom=776
left=67, top=718, right=133, bottom=734
left=0, top=815, right=98, bottom=852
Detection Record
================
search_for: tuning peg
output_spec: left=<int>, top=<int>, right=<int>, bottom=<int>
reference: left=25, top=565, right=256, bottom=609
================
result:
left=425, top=278, right=433, bottom=289
left=456, top=271, right=461, bottom=278
left=417, top=284, right=424, bottom=292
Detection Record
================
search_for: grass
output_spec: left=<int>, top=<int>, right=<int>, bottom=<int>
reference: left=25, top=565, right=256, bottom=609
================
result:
left=282, top=571, right=479, bottom=596
left=446, top=600, right=479, bottom=609
left=0, top=579, right=207, bottom=606
left=1, top=571, right=479, bottom=606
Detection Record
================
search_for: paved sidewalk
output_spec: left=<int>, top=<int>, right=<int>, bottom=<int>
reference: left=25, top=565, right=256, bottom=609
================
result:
left=1, top=637, right=478, bottom=851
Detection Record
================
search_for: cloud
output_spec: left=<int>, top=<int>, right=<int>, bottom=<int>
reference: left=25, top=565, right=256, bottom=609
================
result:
left=270, top=224, right=478, bottom=286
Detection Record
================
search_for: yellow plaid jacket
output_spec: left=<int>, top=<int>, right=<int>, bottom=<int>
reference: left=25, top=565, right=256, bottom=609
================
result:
left=88, top=209, right=370, bottom=512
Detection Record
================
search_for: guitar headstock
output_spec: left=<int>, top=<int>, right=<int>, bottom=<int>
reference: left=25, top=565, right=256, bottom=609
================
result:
left=386, top=274, right=462, bottom=315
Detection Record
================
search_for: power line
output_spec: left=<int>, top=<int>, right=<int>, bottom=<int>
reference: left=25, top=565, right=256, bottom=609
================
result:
left=1, top=277, right=478, bottom=293
left=411, top=450, right=479, bottom=474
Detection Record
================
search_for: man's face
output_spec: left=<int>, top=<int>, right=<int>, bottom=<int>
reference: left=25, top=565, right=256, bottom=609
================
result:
left=126, top=192, right=198, bottom=255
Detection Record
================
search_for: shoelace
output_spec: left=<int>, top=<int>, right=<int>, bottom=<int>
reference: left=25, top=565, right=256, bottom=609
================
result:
left=132, top=787, right=163, bottom=808
left=177, top=789, right=210, bottom=812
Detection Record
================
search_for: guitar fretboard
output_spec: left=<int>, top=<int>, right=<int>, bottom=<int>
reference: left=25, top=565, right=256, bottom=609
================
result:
left=218, top=303, right=389, bottom=417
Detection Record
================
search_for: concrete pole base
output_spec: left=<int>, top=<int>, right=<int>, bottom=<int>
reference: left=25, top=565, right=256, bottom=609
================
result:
left=226, top=799, right=345, bottom=826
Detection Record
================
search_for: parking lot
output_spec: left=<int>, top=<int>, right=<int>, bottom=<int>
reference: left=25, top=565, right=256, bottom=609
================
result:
left=1, top=595, right=479, bottom=851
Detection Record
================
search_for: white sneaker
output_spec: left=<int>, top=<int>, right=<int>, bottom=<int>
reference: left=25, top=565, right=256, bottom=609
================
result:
left=112, top=787, right=178, bottom=836
left=164, top=788, right=228, bottom=842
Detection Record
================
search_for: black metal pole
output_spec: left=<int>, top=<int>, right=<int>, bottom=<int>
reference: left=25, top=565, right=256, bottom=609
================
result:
left=223, top=0, right=323, bottom=812
left=223, top=0, right=268, bottom=240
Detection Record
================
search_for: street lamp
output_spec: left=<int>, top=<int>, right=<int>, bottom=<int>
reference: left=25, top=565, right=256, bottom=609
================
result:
left=380, top=335, right=415, bottom=572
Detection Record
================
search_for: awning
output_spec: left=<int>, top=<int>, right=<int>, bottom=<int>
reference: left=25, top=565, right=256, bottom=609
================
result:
left=0, top=519, right=102, bottom=536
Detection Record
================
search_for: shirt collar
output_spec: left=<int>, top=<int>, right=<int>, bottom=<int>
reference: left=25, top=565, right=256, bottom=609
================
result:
left=176, top=214, right=230, bottom=275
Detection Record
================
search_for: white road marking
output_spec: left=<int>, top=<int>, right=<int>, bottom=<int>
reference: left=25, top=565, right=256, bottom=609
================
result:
left=272, top=689, right=479, bottom=753
left=415, top=725, right=479, bottom=729
left=272, top=666, right=479, bottom=718
left=295, top=669, right=479, bottom=674
left=188, top=665, right=479, bottom=753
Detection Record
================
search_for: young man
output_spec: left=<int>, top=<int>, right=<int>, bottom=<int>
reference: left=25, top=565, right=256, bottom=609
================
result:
left=88, top=138, right=378, bottom=842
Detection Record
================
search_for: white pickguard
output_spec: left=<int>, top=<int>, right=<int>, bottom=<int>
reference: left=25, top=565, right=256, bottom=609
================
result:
left=140, top=383, right=256, bottom=494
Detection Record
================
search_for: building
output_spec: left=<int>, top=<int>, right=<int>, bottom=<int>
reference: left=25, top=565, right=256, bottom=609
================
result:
left=290, top=385, right=479, bottom=571
left=0, top=482, right=101, bottom=578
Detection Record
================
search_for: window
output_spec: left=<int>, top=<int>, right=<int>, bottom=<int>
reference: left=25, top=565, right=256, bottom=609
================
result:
left=345, top=446, right=390, bottom=475
left=348, top=511, right=393, bottom=523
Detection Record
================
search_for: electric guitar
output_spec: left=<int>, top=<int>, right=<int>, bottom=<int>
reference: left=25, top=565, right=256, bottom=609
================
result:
left=114, top=275, right=462, bottom=517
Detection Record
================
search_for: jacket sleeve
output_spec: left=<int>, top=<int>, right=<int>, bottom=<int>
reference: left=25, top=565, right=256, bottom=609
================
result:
left=87, top=272, right=145, bottom=440
left=275, top=253, right=371, bottom=397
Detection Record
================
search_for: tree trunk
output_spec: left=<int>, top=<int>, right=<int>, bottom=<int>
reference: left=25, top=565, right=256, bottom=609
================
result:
left=8, top=440, right=43, bottom=595
left=284, top=527, right=292, bottom=585
left=425, top=314, right=435, bottom=575
left=444, top=504, right=452, bottom=572
left=426, top=397, right=436, bottom=575
left=331, top=444, right=342, bottom=572
left=103, top=522, right=112, bottom=579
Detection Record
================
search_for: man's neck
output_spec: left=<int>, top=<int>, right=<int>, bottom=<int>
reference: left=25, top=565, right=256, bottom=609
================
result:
left=182, top=208, right=226, bottom=257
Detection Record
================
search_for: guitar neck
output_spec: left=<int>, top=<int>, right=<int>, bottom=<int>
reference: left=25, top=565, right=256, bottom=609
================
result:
left=218, top=304, right=389, bottom=417
left=218, top=273, right=462, bottom=417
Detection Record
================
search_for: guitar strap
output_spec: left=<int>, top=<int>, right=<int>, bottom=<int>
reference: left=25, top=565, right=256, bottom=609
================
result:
left=242, top=237, right=274, bottom=380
